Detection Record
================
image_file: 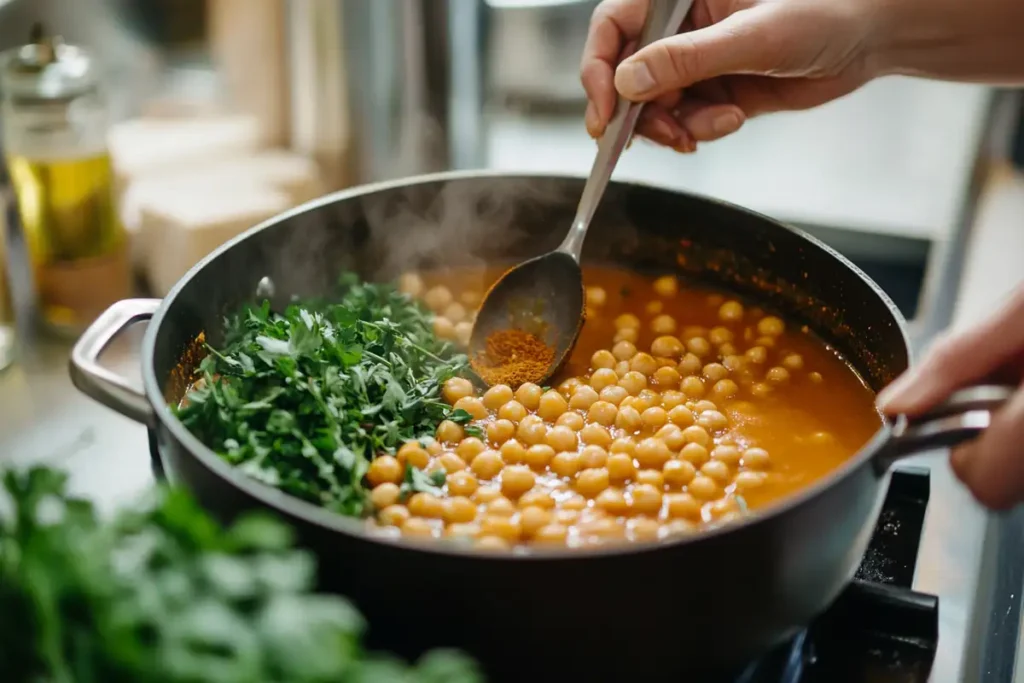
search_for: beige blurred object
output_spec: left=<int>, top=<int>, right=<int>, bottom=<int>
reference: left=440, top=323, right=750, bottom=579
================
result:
left=0, top=192, right=15, bottom=371
left=142, top=184, right=292, bottom=297
left=123, top=149, right=322, bottom=266
left=287, top=0, right=352, bottom=190
left=108, top=115, right=263, bottom=191
left=208, top=0, right=289, bottom=148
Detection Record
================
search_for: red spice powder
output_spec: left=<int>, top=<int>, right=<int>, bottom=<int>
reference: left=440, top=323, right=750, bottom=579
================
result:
left=471, top=328, right=555, bottom=388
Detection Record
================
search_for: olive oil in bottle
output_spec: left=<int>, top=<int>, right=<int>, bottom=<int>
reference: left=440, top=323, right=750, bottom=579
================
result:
left=0, top=28, right=130, bottom=335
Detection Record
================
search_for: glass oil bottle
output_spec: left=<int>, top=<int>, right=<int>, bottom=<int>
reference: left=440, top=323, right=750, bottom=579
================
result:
left=0, top=27, right=130, bottom=336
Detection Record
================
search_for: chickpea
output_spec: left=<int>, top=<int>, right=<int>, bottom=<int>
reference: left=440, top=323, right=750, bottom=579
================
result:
left=398, top=272, right=424, bottom=297
left=663, top=459, right=697, bottom=488
left=578, top=518, right=626, bottom=542
left=659, top=425, right=686, bottom=451
left=534, top=523, right=569, bottom=545
left=745, top=346, right=768, bottom=365
left=556, top=411, right=585, bottom=431
left=370, top=482, right=401, bottom=509
left=782, top=353, right=804, bottom=371
left=618, top=371, right=647, bottom=395
left=642, top=406, right=669, bottom=430
left=709, top=326, right=734, bottom=345
left=743, top=447, right=771, bottom=469
left=607, top=453, right=637, bottom=482
left=499, top=440, right=526, bottom=465
left=433, top=317, right=456, bottom=340
left=590, top=368, right=620, bottom=392
left=709, top=497, right=741, bottom=520
left=678, top=353, right=702, bottom=377
left=402, top=518, right=437, bottom=538
left=446, top=523, right=480, bottom=540
left=473, top=486, right=502, bottom=504
left=471, top=450, right=504, bottom=479
left=367, top=455, right=403, bottom=487
left=500, top=465, right=537, bottom=499
left=453, top=396, right=488, bottom=421
left=680, top=376, right=705, bottom=399
left=498, top=400, right=528, bottom=423
left=664, top=493, right=700, bottom=521
left=456, top=437, right=486, bottom=462
left=537, top=390, right=569, bottom=422
left=767, top=366, right=791, bottom=384
left=661, top=390, right=686, bottom=410
left=615, top=405, right=643, bottom=433
left=711, top=445, right=742, bottom=467
left=591, top=349, right=617, bottom=370
left=667, top=405, right=695, bottom=428
left=442, top=377, right=475, bottom=405
left=679, top=425, right=709, bottom=448
left=559, top=377, right=582, bottom=397
left=751, top=382, right=773, bottom=398
left=610, top=438, right=636, bottom=456
left=687, top=337, right=712, bottom=358
left=719, top=300, right=744, bottom=323
left=448, top=471, right=479, bottom=497
left=425, top=439, right=444, bottom=456
left=398, top=442, right=431, bottom=469
left=577, top=468, right=611, bottom=498
left=700, top=363, right=727, bottom=383
left=479, top=516, right=522, bottom=543
left=486, top=496, right=518, bottom=517
left=701, top=460, right=732, bottom=484
left=476, top=535, right=511, bottom=551
left=654, top=366, right=682, bottom=388
left=680, top=443, right=710, bottom=467
left=693, top=399, right=718, bottom=413
left=562, top=495, right=588, bottom=511
left=652, top=314, right=677, bottom=335
left=599, top=385, right=629, bottom=406
left=615, top=360, right=631, bottom=378
left=515, top=383, right=543, bottom=411
left=444, top=496, right=478, bottom=524
left=631, top=483, right=664, bottom=516
left=525, top=444, right=556, bottom=470
left=586, top=286, right=607, bottom=307
left=615, top=327, right=640, bottom=344
left=630, top=353, right=659, bottom=376
left=688, top=475, right=721, bottom=500
left=486, top=419, right=516, bottom=445
left=516, top=417, right=548, bottom=446
left=435, top=420, right=465, bottom=445
left=615, top=313, right=641, bottom=330
left=712, top=379, right=739, bottom=400
left=651, top=335, right=684, bottom=358
left=596, top=488, right=630, bottom=516
left=719, top=342, right=738, bottom=357
left=646, top=300, right=664, bottom=316
left=408, top=492, right=445, bottom=519
left=444, top=302, right=468, bottom=324
left=439, top=452, right=468, bottom=473
left=613, top=340, right=638, bottom=361
left=629, top=517, right=662, bottom=542
left=698, top=410, right=729, bottom=432
left=649, top=274, right=677, bottom=297
left=550, top=451, right=582, bottom=478
left=569, top=385, right=600, bottom=411
left=635, top=438, right=671, bottom=469
left=636, top=469, right=665, bottom=488
left=809, top=371, right=824, bottom=384
left=482, top=384, right=514, bottom=411
left=424, top=285, right=453, bottom=312
left=520, top=506, right=554, bottom=538
left=544, top=425, right=577, bottom=453
left=455, top=322, right=473, bottom=347
left=735, top=470, right=766, bottom=491
left=519, top=490, right=555, bottom=509
left=757, top=316, right=785, bottom=336
left=586, top=399, right=619, bottom=428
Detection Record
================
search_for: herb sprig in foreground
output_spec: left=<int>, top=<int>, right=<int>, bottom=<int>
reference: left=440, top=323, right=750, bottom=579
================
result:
left=175, top=275, right=468, bottom=517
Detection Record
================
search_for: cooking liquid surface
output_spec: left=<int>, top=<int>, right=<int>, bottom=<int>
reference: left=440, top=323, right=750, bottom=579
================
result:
left=421, top=266, right=882, bottom=519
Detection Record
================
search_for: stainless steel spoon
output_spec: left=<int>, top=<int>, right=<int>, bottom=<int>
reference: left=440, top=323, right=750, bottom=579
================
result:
left=469, top=0, right=695, bottom=386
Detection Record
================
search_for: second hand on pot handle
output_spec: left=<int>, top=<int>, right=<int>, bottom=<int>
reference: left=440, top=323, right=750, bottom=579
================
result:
left=558, top=0, right=696, bottom=261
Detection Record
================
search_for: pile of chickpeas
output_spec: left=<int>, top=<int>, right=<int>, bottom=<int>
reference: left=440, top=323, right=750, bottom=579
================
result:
left=366, top=274, right=819, bottom=550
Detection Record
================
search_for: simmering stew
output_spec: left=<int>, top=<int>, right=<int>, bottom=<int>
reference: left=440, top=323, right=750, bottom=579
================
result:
left=369, top=267, right=881, bottom=548
left=175, top=267, right=881, bottom=551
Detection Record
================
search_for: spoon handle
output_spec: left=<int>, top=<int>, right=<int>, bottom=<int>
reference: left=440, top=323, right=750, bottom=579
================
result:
left=559, top=0, right=695, bottom=261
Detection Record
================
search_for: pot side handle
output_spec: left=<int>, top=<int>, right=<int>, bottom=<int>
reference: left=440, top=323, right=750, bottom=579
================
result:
left=69, top=298, right=161, bottom=427
left=875, top=384, right=1016, bottom=471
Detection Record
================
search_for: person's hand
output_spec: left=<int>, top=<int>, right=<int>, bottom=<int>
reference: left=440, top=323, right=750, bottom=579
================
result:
left=580, top=0, right=882, bottom=151
left=877, top=285, right=1024, bottom=510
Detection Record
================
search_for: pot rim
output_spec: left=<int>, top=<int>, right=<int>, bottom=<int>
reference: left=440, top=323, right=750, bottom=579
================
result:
left=141, top=168, right=909, bottom=561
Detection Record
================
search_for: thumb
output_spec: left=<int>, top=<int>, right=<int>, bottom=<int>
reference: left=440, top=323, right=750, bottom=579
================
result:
left=614, top=10, right=774, bottom=101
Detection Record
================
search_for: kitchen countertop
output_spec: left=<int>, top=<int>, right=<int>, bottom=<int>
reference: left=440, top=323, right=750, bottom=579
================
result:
left=0, top=159, right=1021, bottom=682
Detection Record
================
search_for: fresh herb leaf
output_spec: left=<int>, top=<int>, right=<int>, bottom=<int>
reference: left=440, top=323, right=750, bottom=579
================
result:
left=463, top=424, right=485, bottom=439
left=448, top=409, right=473, bottom=425
left=400, top=464, right=444, bottom=499
left=174, top=275, right=468, bottom=518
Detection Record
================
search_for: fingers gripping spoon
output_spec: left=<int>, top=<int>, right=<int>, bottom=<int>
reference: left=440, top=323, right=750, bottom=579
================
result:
left=468, top=0, right=695, bottom=387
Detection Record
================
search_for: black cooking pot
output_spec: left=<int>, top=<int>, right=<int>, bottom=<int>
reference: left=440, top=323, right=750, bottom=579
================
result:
left=69, top=172, right=1010, bottom=682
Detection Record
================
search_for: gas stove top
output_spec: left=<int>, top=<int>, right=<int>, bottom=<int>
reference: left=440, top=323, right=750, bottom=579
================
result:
left=737, top=469, right=937, bottom=683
